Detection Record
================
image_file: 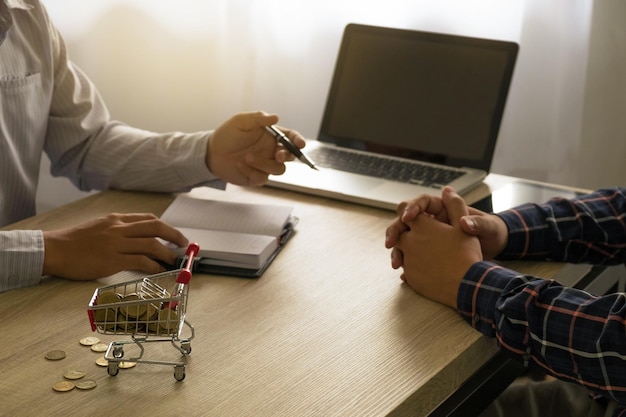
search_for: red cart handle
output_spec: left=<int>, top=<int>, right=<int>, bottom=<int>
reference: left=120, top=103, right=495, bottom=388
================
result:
left=176, top=242, right=200, bottom=284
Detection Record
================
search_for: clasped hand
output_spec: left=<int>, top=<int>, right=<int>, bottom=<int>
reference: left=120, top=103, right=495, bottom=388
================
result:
left=384, top=187, right=508, bottom=308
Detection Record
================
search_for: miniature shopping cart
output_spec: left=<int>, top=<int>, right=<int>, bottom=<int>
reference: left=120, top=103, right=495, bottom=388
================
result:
left=87, top=243, right=200, bottom=381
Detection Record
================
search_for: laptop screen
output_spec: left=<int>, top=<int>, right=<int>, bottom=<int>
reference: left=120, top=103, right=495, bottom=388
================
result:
left=318, top=24, right=518, bottom=171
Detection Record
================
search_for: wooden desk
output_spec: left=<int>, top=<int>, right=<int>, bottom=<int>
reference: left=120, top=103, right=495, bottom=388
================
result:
left=0, top=175, right=576, bottom=416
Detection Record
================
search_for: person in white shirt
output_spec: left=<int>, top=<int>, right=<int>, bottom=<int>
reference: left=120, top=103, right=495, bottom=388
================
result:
left=0, top=0, right=306, bottom=292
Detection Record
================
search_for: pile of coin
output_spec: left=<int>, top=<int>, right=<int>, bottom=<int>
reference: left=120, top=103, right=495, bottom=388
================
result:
left=47, top=336, right=142, bottom=393
left=47, top=338, right=100, bottom=392
left=52, top=369, right=97, bottom=392
left=91, top=291, right=180, bottom=336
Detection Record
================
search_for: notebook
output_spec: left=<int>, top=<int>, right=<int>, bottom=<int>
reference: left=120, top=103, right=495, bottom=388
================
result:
left=268, top=23, right=519, bottom=210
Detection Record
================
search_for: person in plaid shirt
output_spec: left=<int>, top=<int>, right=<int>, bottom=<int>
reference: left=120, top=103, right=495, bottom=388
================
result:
left=385, top=186, right=626, bottom=417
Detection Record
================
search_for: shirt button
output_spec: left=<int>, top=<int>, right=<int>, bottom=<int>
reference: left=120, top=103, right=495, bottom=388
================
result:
left=473, top=314, right=481, bottom=324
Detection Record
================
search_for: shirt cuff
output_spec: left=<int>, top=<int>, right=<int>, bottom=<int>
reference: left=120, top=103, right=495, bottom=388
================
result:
left=0, top=230, right=44, bottom=292
left=173, top=130, right=226, bottom=190
left=457, top=261, right=518, bottom=337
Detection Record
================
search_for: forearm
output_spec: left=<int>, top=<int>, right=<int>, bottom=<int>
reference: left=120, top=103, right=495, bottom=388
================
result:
left=497, top=188, right=626, bottom=265
left=45, top=46, right=225, bottom=194
left=76, top=122, right=225, bottom=193
left=0, top=231, right=44, bottom=292
left=459, top=261, right=626, bottom=405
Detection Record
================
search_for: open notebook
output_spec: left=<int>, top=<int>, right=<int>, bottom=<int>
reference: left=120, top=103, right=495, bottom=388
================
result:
left=268, top=23, right=519, bottom=210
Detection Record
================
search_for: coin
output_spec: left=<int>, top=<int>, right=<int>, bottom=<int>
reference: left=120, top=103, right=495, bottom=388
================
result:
left=93, top=292, right=121, bottom=327
left=96, top=292, right=121, bottom=305
left=95, top=357, right=108, bottom=367
left=45, top=350, right=66, bottom=361
left=120, top=293, right=147, bottom=319
left=75, top=379, right=97, bottom=390
left=63, top=370, right=86, bottom=380
left=118, top=361, right=136, bottom=369
left=52, top=381, right=75, bottom=392
left=91, top=343, right=108, bottom=353
left=79, top=336, right=100, bottom=346
left=158, top=308, right=179, bottom=334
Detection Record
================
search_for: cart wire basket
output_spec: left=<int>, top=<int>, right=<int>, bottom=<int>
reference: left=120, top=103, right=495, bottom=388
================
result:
left=87, top=243, right=200, bottom=381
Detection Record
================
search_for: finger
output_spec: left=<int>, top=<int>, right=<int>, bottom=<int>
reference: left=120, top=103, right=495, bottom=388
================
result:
left=117, top=237, right=181, bottom=265
left=274, top=148, right=295, bottom=163
left=117, top=253, right=169, bottom=275
left=441, top=187, right=469, bottom=228
left=235, top=159, right=274, bottom=187
left=460, top=214, right=501, bottom=237
left=243, top=153, right=286, bottom=179
left=276, top=126, right=306, bottom=149
left=385, top=219, right=408, bottom=248
left=460, top=215, right=480, bottom=235
left=236, top=111, right=279, bottom=131
left=119, top=219, right=189, bottom=247
left=112, top=213, right=160, bottom=223
left=397, top=195, right=446, bottom=223
left=390, top=247, right=404, bottom=269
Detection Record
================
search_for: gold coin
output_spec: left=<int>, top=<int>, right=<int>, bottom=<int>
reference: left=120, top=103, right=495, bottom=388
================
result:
left=95, top=357, right=108, bottom=367
left=75, top=379, right=97, bottom=390
left=90, top=343, right=108, bottom=353
left=45, top=350, right=66, bottom=361
left=94, top=292, right=120, bottom=327
left=118, top=361, right=136, bottom=369
left=96, top=292, right=121, bottom=305
left=52, top=381, right=75, bottom=392
left=79, top=336, right=100, bottom=346
left=63, top=370, right=86, bottom=380
left=119, top=294, right=147, bottom=319
left=158, top=308, right=180, bottom=334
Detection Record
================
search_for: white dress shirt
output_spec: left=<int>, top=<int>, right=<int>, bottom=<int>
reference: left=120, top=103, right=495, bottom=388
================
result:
left=0, top=0, right=224, bottom=292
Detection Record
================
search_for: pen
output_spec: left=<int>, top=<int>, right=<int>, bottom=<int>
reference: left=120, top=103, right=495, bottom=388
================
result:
left=265, top=125, right=319, bottom=170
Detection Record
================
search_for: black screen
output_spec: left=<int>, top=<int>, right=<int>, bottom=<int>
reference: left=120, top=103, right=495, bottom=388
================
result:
left=319, top=24, right=518, bottom=171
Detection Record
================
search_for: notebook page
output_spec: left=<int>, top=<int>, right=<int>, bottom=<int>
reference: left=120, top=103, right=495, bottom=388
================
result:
left=161, top=195, right=293, bottom=237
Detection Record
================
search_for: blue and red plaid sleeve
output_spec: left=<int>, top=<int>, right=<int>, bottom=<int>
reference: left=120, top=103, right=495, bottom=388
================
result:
left=457, top=187, right=626, bottom=414
left=496, top=187, right=626, bottom=264
left=459, top=262, right=626, bottom=413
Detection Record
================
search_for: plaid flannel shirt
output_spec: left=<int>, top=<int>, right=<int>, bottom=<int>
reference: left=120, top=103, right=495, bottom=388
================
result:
left=458, top=187, right=626, bottom=415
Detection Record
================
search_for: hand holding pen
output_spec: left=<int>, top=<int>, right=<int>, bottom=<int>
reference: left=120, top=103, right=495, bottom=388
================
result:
left=265, top=125, right=319, bottom=170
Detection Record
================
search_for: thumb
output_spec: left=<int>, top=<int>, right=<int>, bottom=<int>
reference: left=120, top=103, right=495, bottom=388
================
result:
left=460, top=215, right=482, bottom=236
left=441, top=187, right=469, bottom=228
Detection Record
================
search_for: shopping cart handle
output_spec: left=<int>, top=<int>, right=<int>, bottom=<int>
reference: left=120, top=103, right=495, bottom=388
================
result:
left=176, top=242, right=200, bottom=284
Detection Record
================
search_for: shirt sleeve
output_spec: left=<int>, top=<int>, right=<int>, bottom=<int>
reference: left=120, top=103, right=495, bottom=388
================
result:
left=0, top=230, right=44, bottom=292
left=495, top=187, right=626, bottom=265
left=42, top=6, right=225, bottom=193
left=458, top=261, right=626, bottom=409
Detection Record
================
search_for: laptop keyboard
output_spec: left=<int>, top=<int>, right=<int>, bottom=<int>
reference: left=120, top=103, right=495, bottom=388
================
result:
left=308, top=147, right=465, bottom=188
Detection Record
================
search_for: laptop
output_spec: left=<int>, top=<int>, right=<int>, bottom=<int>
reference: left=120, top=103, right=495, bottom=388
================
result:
left=267, top=23, right=519, bottom=211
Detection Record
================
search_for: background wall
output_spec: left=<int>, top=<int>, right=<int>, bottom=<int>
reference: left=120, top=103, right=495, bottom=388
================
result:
left=36, top=0, right=625, bottom=213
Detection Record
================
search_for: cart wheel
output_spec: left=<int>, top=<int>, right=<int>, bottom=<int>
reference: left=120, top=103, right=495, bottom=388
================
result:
left=108, top=362, right=119, bottom=377
left=174, top=366, right=185, bottom=381
left=181, top=342, right=192, bottom=354
left=113, top=346, right=124, bottom=359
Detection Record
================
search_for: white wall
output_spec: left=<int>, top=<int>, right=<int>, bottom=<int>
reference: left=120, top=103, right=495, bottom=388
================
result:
left=576, top=0, right=626, bottom=190
left=37, top=0, right=624, bottom=213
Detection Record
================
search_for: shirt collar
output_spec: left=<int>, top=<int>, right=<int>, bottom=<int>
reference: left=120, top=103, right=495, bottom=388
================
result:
left=6, top=0, right=32, bottom=10
left=0, top=0, right=31, bottom=46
